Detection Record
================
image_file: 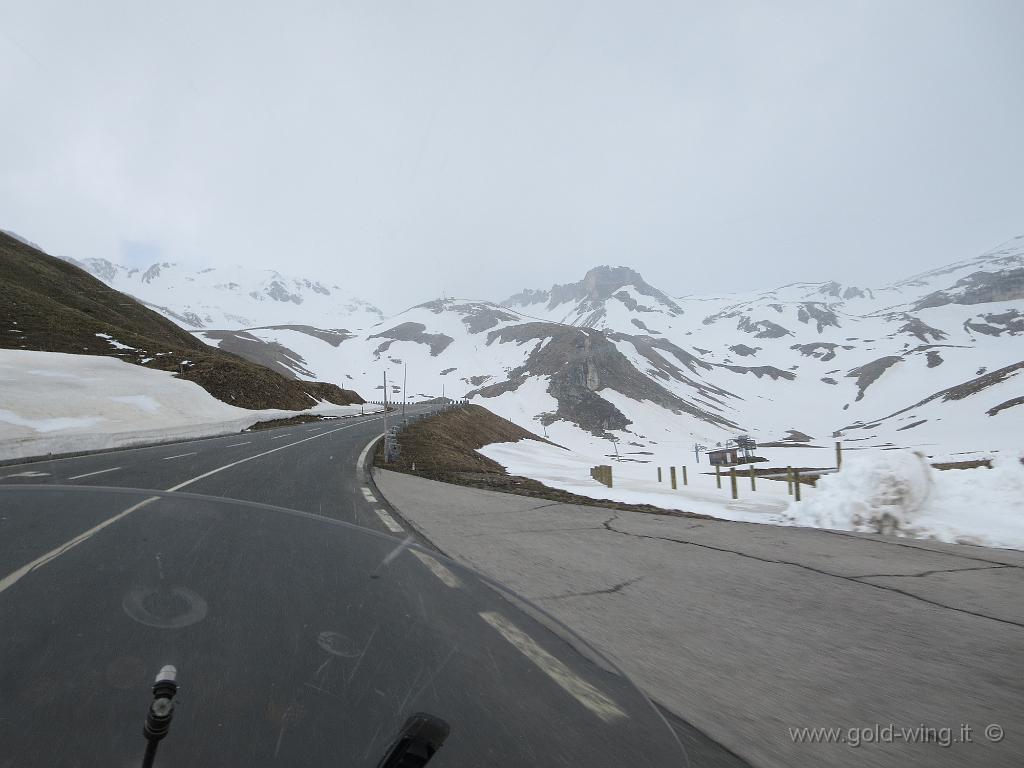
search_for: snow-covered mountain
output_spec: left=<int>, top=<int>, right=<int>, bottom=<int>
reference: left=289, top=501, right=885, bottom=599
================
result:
left=62, top=236, right=1024, bottom=462
left=62, top=257, right=384, bottom=331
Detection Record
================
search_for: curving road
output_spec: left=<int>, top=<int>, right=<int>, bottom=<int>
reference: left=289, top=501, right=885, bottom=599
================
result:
left=0, top=409, right=695, bottom=767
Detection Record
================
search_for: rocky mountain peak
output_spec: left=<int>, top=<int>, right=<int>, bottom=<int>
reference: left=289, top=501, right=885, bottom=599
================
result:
left=579, top=265, right=647, bottom=298
left=502, top=264, right=682, bottom=318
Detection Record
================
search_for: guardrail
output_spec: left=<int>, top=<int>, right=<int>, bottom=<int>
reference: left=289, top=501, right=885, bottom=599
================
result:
left=381, top=400, right=470, bottom=463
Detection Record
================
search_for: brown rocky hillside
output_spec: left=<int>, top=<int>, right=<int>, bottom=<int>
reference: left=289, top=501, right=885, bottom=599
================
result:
left=0, top=231, right=363, bottom=410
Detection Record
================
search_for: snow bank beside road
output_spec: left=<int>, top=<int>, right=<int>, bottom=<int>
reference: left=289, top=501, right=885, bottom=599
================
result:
left=479, top=438, right=797, bottom=524
left=0, top=350, right=379, bottom=461
left=479, top=438, right=1024, bottom=550
left=796, top=451, right=1024, bottom=550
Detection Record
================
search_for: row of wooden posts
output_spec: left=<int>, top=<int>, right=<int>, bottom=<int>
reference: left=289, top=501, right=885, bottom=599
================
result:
left=657, top=463, right=806, bottom=500
left=591, top=462, right=804, bottom=500
left=592, top=442, right=843, bottom=500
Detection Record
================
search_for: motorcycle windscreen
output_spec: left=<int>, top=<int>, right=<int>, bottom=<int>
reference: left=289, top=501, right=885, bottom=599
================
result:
left=0, top=487, right=687, bottom=767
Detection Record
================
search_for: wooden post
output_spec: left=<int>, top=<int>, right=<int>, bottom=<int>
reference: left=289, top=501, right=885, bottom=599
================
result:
left=836, top=441, right=843, bottom=470
left=793, top=469, right=802, bottom=502
left=682, top=466, right=688, bottom=486
left=658, top=467, right=663, bottom=483
left=730, top=468, right=738, bottom=500
left=670, top=466, right=677, bottom=489
left=786, top=466, right=793, bottom=495
left=749, top=463, right=756, bottom=491
left=715, top=464, right=721, bottom=489
left=607, top=465, right=613, bottom=488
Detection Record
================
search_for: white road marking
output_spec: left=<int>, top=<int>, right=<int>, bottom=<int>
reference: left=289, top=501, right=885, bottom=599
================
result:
left=479, top=611, right=627, bottom=723
left=356, top=431, right=385, bottom=475
left=269, top=434, right=291, bottom=440
left=0, top=418, right=385, bottom=593
left=410, top=550, right=462, bottom=588
left=1, top=471, right=51, bottom=479
left=361, top=488, right=377, bottom=503
left=374, top=509, right=404, bottom=533
left=67, top=467, right=121, bottom=480
left=161, top=452, right=197, bottom=461
left=0, top=426, right=272, bottom=471
left=0, top=497, right=158, bottom=595
left=164, top=422, right=369, bottom=493
left=225, top=441, right=251, bottom=447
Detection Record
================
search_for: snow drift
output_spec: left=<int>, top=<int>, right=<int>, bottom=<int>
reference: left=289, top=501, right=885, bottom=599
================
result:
left=479, top=436, right=1024, bottom=550
left=795, top=451, right=1024, bottom=549
left=0, top=350, right=380, bottom=461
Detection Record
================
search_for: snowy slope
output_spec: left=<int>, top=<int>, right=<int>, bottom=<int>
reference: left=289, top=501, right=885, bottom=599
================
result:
left=0, top=349, right=379, bottom=461
left=63, top=257, right=383, bottom=331
left=57, top=235, right=1024, bottom=465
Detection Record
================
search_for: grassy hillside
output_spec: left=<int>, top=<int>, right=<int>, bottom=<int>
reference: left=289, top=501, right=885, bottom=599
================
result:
left=0, top=232, right=364, bottom=409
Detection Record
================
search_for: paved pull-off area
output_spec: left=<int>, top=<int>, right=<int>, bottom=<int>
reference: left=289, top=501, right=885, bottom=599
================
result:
left=374, top=468, right=1024, bottom=768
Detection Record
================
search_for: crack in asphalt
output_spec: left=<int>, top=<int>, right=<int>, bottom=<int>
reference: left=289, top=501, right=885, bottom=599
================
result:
left=854, top=564, right=1017, bottom=580
left=540, top=576, right=645, bottom=601
left=600, top=515, right=1024, bottom=630
left=456, top=525, right=607, bottom=539
left=818, top=528, right=1022, bottom=567
left=517, top=501, right=566, bottom=513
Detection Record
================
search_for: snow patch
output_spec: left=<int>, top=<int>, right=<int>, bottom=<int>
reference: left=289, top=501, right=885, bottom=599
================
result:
left=95, top=333, right=136, bottom=351
left=107, top=395, right=162, bottom=413
left=0, top=410, right=106, bottom=433
left=0, top=350, right=382, bottom=461
left=795, top=451, right=1024, bottom=549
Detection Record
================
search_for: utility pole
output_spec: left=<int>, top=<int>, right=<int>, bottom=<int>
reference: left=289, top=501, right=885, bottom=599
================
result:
left=383, top=371, right=388, bottom=437
left=403, top=363, right=407, bottom=418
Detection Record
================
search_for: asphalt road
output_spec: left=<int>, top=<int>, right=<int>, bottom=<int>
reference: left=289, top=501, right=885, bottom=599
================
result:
left=0, top=409, right=688, bottom=767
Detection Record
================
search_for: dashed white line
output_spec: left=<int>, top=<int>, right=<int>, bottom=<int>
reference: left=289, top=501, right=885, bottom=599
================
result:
left=269, top=434, right=292, bottom=440
left=163, top=422, right=372, bottom=493
left=361, top=488, right=377, bottom=503
left=410, top=550, right=462, bottom=588
left=0, top=418, right=386, bottom=593
left=1, top=471, right=51, bottom=479
left=479, top=611, right=626, bottom=723
left=161, top=452, right=197, bottom=461
left=67, top=467, right=122, bottom=480
left=225, top=441, right=251, bottom=447
left=374, top=508, right=404, bottom=533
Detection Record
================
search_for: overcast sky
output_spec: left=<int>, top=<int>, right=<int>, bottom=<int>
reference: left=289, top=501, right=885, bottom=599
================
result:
left=1, top=1, right=1021, bottom=312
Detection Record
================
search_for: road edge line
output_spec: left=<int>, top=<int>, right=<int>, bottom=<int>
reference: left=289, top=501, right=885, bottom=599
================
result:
left=357, top=430, right=454, bottom=556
